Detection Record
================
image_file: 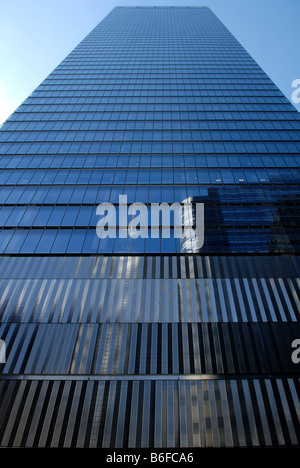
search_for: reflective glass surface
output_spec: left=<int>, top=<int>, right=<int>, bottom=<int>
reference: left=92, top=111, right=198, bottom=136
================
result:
left=0, top=7, right=300, bottom=449
left=0, top=6, right=299, bottom=254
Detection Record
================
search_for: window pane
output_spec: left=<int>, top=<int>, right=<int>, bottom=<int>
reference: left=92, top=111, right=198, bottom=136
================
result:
left=20, top=229, right=43, bottom=253
left=51, top=230, right=72, bottom=253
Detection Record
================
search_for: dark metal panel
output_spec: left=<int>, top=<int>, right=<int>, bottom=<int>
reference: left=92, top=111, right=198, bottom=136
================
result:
left=201, top=323, right=212, bottom=374
left=215, top=278, right=228, bottom=321
left=219, top=323, right=235, bottom=374
left=275, top=379, right=298, bottom=445
left=1, top=322, right=300, bottom=377
left=278, top=278, right=297, bottom=321
left=70, top=324, right=98, bottom=374
left=47, top=380, right=71, bottom=448
left=96, top=323, right=110, bottom=374
left=167, top=380, right=179, bottom=448
left=112, top=322, right=125, bottom=375
left=0, top=256, right=300, bottom=280
left=138, top=322, right=148, bottom=375
left=87, top=381, right=107, bottom=448
left=141, top=380, right=153, bottom=447
left=0, top=380, right=22, bottom=446
left=285, top=278, right=300, bottom=319
left=191, top=323, right=201, bottom=374
left=23, top=381, right=50, bottom=447
left=286, top=378, right=300, bottom=444
left=262, top=278, right=282, bottom=322
left=181, top=323, right=190, bottom=374
left=154, top=380, right=163, bottom=447
left=6, top=324, right=37, bottom=374
left=224, top=278, right=238, bottom=321
left=208, top=379, right=223, bottom=447
left=207, top=278, right=218, bottom=321
left=1, top=275, right=300, bottom=323
left=106, top=323, right=119, bottom=375
left=1, top=381, right=30, bottom=447
left=36, top=279, right=61, bottom=323
left=180, top=380, right=197, bottom=447
left=0, top=377, right=299, bottom=447
left=76, top=380, right=95, bottom=448
left=211, top=323, right=224, bottom=374
left=190, top=380, right=205, bottom=447
left=228, top=379, right=247, bottom=446
left=171, top=323, right=179, bottom=375
left=128, top=323, right=138, bottom=375
left=218, top=379, right=234, bottom=447
left=101, top=380, right=117, bottom=448
left=45, top=324, right=77, bottom=374
left=62, top=380, right=84, bottom=448
left=150, top=323, right=158, bottom=375
left=116, top=322, right=129, bottom=375
left=263, top=379, right=286, bottom=445
left=114, top=380, right=129, bottom=447
left=127, top=380, right=139, bottom=448
left=23, top=324, right=50, bottom=374
left=240, top=379, right=260, bottom=446
left=252, top=379, right=273, bottom=446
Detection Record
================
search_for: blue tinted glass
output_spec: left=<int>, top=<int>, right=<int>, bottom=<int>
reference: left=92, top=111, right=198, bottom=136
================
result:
left=35, top=230, right=57, bottom=253
left=83, top=187, right=98, bottom=203
left=0, top=229, right=15, bottom=253
left=61, top=206, right=80, bottom=226
left=51, top=230, right=72, bottom=253
left=5, top=230, right=28, bottom=253
left=75, top=206, right=93, bottom=226
left=66, top=229, right=86, bottom=253
left=47, top=206, right=67, bottom=226
left=0, top=187, right=13, bottom=203
left=31, top=187, right=49, bottom=204
left=145, top=235, right=160, bottom=253
left=98, top=236, right=115, bottom=253
left=70, top=187, right=86, bottom=203
left=5, top=187, right=24, bottom=203
left=82, top=230, right=100, bottom=253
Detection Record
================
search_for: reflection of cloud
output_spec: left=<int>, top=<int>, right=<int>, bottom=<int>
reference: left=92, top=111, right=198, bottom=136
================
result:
left=0, top=80, right=18, bottom=125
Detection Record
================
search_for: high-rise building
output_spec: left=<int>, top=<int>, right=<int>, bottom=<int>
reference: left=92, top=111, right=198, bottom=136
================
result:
left=0, top=6, right=299, bottom=448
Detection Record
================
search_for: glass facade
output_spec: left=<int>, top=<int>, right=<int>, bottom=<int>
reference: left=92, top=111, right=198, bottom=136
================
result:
left=0, top=6, right=299, bottom=448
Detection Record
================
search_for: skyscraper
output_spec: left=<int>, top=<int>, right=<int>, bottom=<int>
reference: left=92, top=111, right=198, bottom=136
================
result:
left=0, top=6, right=299, bottom=448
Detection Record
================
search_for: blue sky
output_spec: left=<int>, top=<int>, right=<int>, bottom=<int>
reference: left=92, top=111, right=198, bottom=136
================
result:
left=0, top=0, right=299, bottom=124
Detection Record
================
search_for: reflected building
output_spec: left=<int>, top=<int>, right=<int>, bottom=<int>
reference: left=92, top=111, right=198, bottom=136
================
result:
left=0, top=6, right=300, bottom=448
left=180, top=197, right=205, bottom=253
left=180, top=190, right=233, bottom=253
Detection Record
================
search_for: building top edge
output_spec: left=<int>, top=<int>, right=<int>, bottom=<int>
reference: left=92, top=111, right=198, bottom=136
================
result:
left=115, top=6, right=210, bottom=9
